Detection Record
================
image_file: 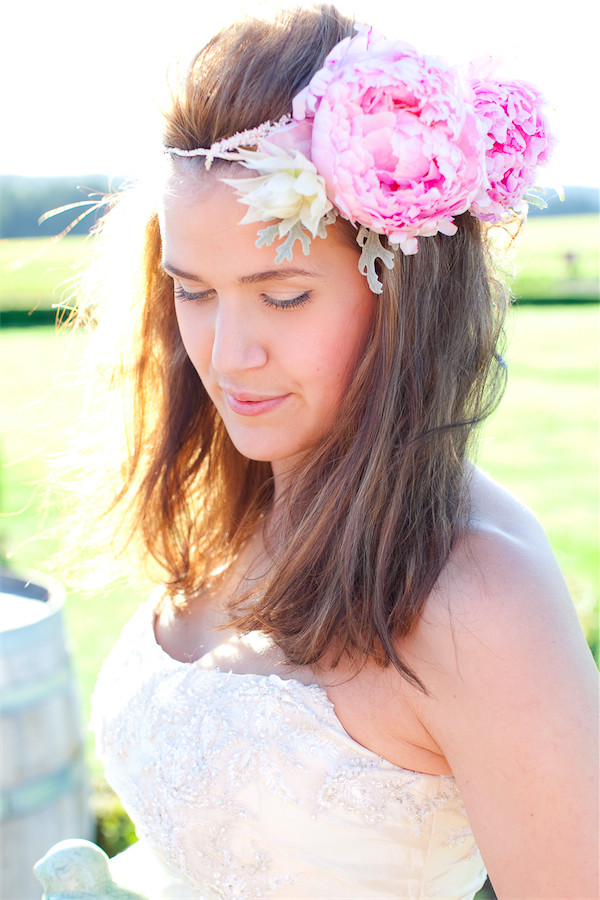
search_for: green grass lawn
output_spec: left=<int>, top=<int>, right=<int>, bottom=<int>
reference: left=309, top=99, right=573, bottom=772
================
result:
left=508, top=213, right=599, bottom=301
left=0, top=327, right=146, bottom=771
left=477, top=306, right=599, bottom=646
left=0, top=235, right=93, bottom=314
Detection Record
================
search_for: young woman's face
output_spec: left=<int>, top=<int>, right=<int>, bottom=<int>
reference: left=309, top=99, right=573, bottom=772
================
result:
left=159, top=170, right=375, bottom=477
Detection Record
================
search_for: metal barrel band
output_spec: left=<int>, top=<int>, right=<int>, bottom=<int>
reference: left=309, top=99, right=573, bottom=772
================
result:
left=0, top=755, right=86, bottom=821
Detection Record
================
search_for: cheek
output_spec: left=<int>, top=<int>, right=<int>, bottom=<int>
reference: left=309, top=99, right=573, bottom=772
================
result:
left=303, top=313, right=371, bottom=401
left=330, top=301, right=374, bottom=379
left=175, top=306, right=213, bottom=374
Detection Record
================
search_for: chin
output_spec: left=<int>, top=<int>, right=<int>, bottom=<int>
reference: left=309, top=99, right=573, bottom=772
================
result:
left=231, top=439, right=307, bottom=472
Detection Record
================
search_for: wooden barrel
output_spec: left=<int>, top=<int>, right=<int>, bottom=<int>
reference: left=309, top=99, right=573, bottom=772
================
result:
left=0, top=571, right=94, bottom=899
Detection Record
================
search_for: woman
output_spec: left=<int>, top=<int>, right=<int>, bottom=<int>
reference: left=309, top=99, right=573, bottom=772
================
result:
left=79, top=5, right=598, bottom=899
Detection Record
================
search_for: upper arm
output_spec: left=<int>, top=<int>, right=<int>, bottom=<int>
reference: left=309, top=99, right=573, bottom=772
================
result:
left=412, top=524, right=598, bottom=899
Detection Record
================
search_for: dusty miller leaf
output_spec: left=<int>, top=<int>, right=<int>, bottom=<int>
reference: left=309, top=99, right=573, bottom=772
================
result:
left=316, top=208, right=338, bottom=239
left=356, top=226, right=396, bottom=294
left=255, top=224, right=281, bottom=249
left=256, top=222, right=312, bottom=262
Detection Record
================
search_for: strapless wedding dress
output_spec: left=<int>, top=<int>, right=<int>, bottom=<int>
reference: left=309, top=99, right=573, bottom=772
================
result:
left=91, top=600, right=487, bottom=899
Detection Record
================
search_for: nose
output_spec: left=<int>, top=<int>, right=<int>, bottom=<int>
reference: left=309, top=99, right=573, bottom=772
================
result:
left=210, top=301, right=268, bottom=376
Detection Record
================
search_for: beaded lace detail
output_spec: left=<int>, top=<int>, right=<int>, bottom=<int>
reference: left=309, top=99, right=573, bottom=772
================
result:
left=91, top=601, right=487, bottom=900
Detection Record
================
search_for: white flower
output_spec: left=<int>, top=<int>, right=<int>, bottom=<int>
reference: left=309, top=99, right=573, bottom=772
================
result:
left=222, top=143, right=333, bottom=239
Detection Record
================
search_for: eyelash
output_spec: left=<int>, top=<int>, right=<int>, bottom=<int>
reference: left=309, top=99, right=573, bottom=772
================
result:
left=174, top=285, right=312, bottom=310
left=174, top=285, right=212, bottom=303
left=262, top=291, right=311, bottom=310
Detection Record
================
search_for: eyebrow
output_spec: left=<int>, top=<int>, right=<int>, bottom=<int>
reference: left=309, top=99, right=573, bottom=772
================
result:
left=161, top=262, right=321, bottom=284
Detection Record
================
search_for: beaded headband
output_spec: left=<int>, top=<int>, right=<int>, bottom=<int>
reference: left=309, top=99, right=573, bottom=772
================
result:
left=166, top=25, right=552, bottom=293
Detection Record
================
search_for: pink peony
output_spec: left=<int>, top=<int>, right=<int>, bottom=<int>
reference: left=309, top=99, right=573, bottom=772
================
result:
left=470, top=78, right=552, bottom=222
left=293, top=26, right=487, bottom=253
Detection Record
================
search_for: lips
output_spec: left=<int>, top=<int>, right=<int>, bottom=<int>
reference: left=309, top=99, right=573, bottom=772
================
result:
left=223, top=390, right=290, bottom=417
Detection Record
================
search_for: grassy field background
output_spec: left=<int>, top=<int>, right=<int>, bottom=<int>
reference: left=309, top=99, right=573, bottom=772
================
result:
left=505, top=212, right=599, bottom=301
left=0, top=235, right=93, bottom=316
left=1, top=220, right=598, bottom=869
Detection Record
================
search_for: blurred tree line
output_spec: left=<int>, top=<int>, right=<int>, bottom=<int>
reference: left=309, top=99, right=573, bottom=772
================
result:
left=527, top=185, right=599, bottom=217
left=0, top=175, right=598, bottom=238
left=0, top=175, right=126, bottom=238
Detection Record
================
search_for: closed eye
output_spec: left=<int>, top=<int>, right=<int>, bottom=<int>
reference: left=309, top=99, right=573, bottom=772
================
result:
left=174, top=285, right=214, bottom=303
left=173, top=283, right=312, bottom=309
left=262, top=291, right=312, bottom=310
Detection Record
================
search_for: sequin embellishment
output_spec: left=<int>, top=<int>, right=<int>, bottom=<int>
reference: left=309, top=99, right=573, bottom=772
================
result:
left=91, top=602, right=486, bottom=899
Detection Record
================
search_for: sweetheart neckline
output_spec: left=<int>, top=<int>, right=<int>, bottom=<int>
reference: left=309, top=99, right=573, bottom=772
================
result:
left=146, top=602, right=452, bottom=783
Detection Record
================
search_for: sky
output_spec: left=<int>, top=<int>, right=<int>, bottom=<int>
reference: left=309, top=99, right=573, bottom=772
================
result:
left=1, top=0, right=598, bottom=188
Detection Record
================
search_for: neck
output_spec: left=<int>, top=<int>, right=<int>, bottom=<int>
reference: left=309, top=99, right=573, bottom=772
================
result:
left=270, top=456, right=303, bottom=505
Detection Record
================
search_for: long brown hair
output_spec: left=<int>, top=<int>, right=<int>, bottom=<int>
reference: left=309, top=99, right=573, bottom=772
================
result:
left=76, top=4, right=508, bottom=687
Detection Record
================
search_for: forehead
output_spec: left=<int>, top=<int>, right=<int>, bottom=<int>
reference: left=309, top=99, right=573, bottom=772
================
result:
left=160, top=160, right=232, bottom=211
left=159, top=161, right=360, bottom=271
left=162, top=156, right=242, bottom=191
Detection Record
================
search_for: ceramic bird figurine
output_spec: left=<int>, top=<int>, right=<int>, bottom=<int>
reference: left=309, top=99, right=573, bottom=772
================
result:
left=34, top=840, right=147, bottom=900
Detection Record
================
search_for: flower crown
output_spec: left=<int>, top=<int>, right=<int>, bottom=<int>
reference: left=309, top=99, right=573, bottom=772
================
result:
left=167, top=26, right=552, bottom=293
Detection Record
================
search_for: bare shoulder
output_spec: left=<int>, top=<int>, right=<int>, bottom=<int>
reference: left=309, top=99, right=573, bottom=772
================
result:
left=407, top=464, right=598, bottom=719
left=404, top=465, right=599, bottom=898
left=425, top=465, right=585, bottom=647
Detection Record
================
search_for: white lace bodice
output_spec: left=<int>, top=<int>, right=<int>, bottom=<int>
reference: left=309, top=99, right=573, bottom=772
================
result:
left=91, top=601, right=487, bottom=899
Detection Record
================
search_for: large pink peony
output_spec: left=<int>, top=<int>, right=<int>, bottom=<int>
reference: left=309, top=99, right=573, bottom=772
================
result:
left=293, top=26, right=487, bottom=253
left=470, top=78, right=552, bottom=222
